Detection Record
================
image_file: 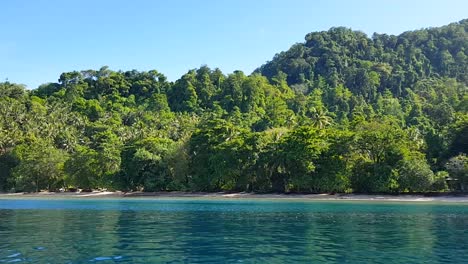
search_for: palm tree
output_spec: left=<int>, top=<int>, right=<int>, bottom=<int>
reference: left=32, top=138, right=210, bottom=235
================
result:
left=309, top=107, right=333, bottom=129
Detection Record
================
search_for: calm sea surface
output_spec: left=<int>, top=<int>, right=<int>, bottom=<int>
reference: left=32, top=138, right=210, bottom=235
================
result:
left=0, top=198, right=467, bottom=263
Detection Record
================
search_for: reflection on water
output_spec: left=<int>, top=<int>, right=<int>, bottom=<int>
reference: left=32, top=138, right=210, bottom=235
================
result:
left=0, top=199, right=468, bottom=263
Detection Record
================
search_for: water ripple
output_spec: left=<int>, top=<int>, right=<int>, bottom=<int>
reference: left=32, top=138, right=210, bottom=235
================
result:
left=0, top=200, right=468, bottom=263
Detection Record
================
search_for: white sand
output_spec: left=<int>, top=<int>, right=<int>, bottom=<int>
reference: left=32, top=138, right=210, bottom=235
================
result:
left=1, top=191, right=468, bottom=203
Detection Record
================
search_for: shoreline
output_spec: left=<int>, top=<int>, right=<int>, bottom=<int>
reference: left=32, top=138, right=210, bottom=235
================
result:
left=1, top=191, right=468, bottom=203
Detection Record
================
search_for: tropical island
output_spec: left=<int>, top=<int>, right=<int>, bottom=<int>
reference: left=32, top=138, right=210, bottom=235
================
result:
left=0, top=19, right=467, bottom=196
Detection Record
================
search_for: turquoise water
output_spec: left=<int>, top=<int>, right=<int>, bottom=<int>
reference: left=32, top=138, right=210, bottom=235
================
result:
left=1, top=199, right=468, bottom=263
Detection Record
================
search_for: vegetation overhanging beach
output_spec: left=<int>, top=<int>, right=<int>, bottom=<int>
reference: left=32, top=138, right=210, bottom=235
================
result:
left=1, top=19, right=467, bottom=196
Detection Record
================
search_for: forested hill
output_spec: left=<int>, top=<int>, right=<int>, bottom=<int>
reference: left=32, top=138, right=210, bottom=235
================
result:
left=0, top=20, right=466, bottom=193
left=257, top=19, right=467, bottom=96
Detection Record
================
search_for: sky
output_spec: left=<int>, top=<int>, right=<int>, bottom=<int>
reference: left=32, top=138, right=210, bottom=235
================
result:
left=1, top=0, right=467, bottom=89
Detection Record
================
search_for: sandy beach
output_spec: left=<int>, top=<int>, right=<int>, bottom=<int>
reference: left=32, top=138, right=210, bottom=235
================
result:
left=1, top=191, right=468, bottom=203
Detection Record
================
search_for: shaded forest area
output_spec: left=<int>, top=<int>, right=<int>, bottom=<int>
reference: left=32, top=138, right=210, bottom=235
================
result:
left=0, top=19, right=466, bottom=193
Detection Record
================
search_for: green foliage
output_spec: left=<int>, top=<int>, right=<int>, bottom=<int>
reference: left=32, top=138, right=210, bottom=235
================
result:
left=12, top=141, right=67, bottom=192
left=350, top=120, right=409, bottom=192
left=120, top=137, right=181, bottom=191
left=258, top=20, right=468, bottom=96
left=0, top=20, right=466, bottom=193
left=279, top=126, right=329, bottom=191
left=0, top=152, right=18, bottom=191
left=0, top=82, right=26, bottom=99
left=446, top=154, right=468, bottom=187
left=64, top=146, right=101, bottom=189
left=397, top=153, right=435, bottom=192
left=188, top=118, right=255, bottom=191
left=312, top=129, right=353, bottom=193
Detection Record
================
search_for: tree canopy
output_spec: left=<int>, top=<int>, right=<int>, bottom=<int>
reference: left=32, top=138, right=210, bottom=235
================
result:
left=0, top=19, right=466, bottom=193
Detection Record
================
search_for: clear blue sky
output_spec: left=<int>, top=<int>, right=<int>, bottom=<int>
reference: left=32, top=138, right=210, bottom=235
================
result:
left=1, top=0, right=467, bottom=89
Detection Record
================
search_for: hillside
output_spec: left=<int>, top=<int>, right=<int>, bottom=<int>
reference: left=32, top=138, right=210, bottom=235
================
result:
left=0, top=20, right=466, bottom=193
left=257, top=19, right=467, bottom=96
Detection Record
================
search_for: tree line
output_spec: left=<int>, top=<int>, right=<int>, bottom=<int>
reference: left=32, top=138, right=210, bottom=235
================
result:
left=0, top=19, right=466, bottom=193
